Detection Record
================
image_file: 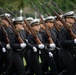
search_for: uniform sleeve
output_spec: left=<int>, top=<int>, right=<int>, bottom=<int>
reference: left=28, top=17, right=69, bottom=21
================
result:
left=59, top=27, right=74, bottom=47
left=10, top=34, right=21, bottom=49
left=41, top=31, right=49, bottom=47
left=28, top=34, right=38, bottom=47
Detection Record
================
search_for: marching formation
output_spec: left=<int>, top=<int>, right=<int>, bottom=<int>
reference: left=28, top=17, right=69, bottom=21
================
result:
left=0, top=2, right=76, bottom=75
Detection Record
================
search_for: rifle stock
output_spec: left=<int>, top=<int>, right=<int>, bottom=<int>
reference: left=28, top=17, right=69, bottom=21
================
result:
left=23, top=18, right=42, bottom=44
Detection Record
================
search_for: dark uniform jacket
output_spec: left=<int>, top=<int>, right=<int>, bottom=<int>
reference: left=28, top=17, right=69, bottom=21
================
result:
left=28, top=32, right=43, bottom=48
left=59, top=26, right=76, bottom=51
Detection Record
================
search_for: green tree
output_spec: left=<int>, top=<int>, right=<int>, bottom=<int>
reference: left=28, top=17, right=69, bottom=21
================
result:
left=0, top=0, right=76, bottom=15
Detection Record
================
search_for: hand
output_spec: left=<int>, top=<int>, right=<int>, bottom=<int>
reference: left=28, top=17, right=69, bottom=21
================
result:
left=6, top=44, right=11, bottom=49
left=49, top=52, right=53, bottom=57
left=49, top=43, right=56, bottom=51
left=2, top=47, right=6, bottom=53
left=33, top=46, right=37, bottom=52
left=74, top=39, right=76, bottom=44
left=20, top=43, right=27, bottom=48
left=38, top=44, right=45, bottom=49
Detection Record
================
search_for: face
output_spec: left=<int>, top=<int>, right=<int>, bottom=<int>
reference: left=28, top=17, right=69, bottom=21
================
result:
left=56, top=20, right=63, bottom=28
left=2, top=19, right=9, bottom=26
left=65, top=17, right=75, bottom=24
left=46, top=22, right=54, bottom=29
left=15, top=23, right=24, bottom=30
left=31, top=24, right=40, bottom=32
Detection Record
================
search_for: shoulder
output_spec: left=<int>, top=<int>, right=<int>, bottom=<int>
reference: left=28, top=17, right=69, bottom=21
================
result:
left=28, top=34, right=34, bottom=39
left=60, top=26, right=67, bottom=32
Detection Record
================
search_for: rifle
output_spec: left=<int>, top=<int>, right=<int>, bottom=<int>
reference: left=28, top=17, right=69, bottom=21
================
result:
left=39, top=3, right=51, bottom=16
left=5, top=16, right=24, bottom=43
left=46, top=4, right=76, bottom=39
left=23, top=18, right=42, bottom=44
left=51, top=0, right=63, bottom=14
left=23, top=24, right=31, bottom=34
left=0, top=24, right=10, bottom=44
left=19, top=9, right=31, bottom=34
left=19, top=7, right=43, bottom=45
left=23, top=18, right=52, bottom=54
left=32, top=2, right=54, bottom=44
left=0, top=8, right=3, bottom=15
left=54, top=20, right=60, bottom=32
left=5, top=8, right=16, bottom=17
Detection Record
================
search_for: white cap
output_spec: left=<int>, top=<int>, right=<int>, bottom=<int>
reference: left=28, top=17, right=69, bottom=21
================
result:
left=63, top=11, right=75, bottom=18
left=0, top=13, right=11, bottom=17
left=4, top=13, right=11, bottom=17
left=45, top=16, right=55, bottom=22
left=13, top=16, right=23, bottom=24
left=54, top=15, right=63, bottom=19
left=30, top=19, right=40, bottom=26
left=15, top=16, right=23, bottom=22
left=45, top=16, right=55, bottom=20
left=26, top=17, right=33, bottom=21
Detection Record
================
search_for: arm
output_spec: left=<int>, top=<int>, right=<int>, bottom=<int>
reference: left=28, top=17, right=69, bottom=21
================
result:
left=59, top=27, right=74, bottom=47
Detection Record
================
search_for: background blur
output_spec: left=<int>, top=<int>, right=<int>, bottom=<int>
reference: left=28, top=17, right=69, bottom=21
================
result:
left=0, top=0, right=76, bottom=17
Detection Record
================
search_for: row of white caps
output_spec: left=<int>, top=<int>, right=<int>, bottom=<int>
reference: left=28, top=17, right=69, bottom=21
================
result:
left=25, top=10, right=76, bottom=25
left=0, top=11, right=76, bottom=25
left=30, top=11, right=76, bottom=25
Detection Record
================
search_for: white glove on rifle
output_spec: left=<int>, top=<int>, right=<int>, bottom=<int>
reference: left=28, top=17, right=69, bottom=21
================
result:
left=38, top=44, right=45, bottom=49
left=2, top=47, right=6, bottom=53
left=6, top=44, right=11, bottom=49
left=49, top=43, right=56, bottom=51
left=20, top=43, right=27, bottom=48
left=33, top=46, right=37, bottom=52
left=74, top=39, right=76, bottom=44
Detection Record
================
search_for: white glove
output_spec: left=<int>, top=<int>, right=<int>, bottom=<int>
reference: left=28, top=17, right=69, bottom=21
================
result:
left=6, top=44, right=11, bottom=49
left=2, top=47, right=6, bottom=53
left=38, top=44, right=45, bottom=49
left=33, top=46, right=37, bottom=52
left=49, top=52, right=53, bottom=57
left=20, top=43, right=27, bottom=48
left=74, top=39, right=76, bottom=44
left=49, top=43, right=56, bottom=51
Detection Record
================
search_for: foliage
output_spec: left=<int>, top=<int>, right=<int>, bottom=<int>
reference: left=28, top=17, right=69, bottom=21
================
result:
left=0, top=0, right=76, bottom=16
